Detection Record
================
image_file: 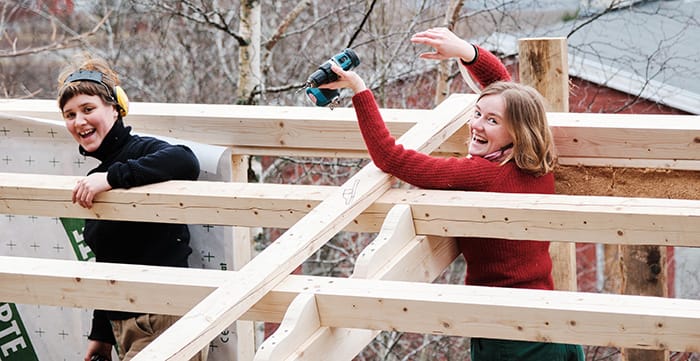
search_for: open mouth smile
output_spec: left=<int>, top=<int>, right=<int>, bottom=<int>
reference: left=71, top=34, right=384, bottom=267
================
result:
left=472, top=134, right=488, bottom=144
left=79, top=129, right=96, bottom=138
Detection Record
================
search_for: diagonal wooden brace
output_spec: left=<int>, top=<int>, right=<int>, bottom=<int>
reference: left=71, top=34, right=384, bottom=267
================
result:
left=131, top=94, right=473, bottom=361
left=255, top=204, right=459, bottom=361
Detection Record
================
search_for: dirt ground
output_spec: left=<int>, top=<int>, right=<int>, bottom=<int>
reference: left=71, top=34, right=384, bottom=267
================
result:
left=555, top=165, right=700, bottom=200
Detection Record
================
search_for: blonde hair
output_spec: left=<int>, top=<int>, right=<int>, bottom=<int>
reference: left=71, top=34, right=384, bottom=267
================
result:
left=477, top=81, right=556, bottom=176
left=56, top=53, right=121, bottom=112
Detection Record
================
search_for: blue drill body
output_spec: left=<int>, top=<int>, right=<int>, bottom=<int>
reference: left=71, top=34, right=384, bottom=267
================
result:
left=305, top=49, right=360, bottom=108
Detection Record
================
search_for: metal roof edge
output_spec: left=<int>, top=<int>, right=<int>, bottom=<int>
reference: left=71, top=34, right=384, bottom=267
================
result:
left=569, top=56, right=700, bottom=115
left=474, top=32, right=699, bottom=114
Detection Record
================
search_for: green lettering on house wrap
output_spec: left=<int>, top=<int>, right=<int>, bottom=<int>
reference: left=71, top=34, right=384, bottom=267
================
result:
left=59, top=218, right=94, bottom=261
left=0, top=303, right=39, bottom=361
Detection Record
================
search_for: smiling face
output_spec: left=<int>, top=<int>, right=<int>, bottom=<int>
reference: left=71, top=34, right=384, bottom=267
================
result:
left=467, top=93, right=514, bottom=158
left=62, top=94, right=118, bottom=153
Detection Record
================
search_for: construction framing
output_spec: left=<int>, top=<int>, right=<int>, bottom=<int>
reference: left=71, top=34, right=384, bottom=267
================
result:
left=1, top=38, right=699, bottom=360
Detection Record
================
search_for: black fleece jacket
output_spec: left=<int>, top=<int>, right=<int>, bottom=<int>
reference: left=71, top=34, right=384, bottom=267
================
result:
left=82, top=119, right=200, bottom=344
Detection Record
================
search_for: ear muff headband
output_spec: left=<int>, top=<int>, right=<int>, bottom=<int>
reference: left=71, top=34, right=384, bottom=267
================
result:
left=64, top=69, right=129, bottom=117
left=113, top=86, right=129, bottom=117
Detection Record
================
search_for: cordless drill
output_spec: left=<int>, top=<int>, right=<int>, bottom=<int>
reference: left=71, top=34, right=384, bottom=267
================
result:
left=305, top=48, right=360, bottom=108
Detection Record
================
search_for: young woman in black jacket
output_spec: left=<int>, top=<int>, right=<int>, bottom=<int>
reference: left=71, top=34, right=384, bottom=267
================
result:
left=57, top=54, right=205, bottom=361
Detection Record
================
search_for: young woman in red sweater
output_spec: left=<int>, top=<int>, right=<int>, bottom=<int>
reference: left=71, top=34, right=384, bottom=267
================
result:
left=321, top=27, right=585, bottom=361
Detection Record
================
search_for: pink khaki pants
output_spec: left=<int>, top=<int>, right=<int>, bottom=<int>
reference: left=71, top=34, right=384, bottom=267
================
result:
left=111, top=314, right=209, bottom=361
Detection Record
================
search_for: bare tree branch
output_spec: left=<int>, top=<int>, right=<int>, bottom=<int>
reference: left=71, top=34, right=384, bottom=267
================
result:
left=347, top=0, right=377, bottom=48
left=263, top=0, right=311, bottom=51
left=154, top=1, right=248, bottom=45
left=0, top=11, right=110, bottom=58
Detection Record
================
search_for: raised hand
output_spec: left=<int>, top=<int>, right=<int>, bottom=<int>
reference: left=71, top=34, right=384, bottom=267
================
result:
left=411, top=27, right=476, bottom=63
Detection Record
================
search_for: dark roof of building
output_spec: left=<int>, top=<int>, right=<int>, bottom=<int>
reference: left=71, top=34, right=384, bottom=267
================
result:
left=475, top=0, right=700, bottom=113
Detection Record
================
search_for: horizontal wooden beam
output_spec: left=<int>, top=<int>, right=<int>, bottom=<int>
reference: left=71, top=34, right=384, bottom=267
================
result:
left=549, top=112, right=700, bottom=165
left=2, top=172, right=699, bottom=246
left=0, top=98, right=467, bottom=157
left=1, top=256, right=698, bottom=352
left=1, top=98, right=698, bottom=168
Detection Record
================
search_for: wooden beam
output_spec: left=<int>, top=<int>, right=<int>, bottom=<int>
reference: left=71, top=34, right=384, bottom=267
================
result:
left=231, top=154, right=256, bottom=361
left=129, top=94, right=472, bottom=360
left=351, top=204, right=418, bottom=279
left=2, top=173, right=699, bottom=246
left=0, top=99, right=465, bottom=157
left=621, top=245, right=670, bottom=361
left=1, top=256, right=699, bottom=352
left=549, top=112, right=700, bottom=168
left=254, top=293, right=321, bottom=361
left=519, top=37, right=577, bottom=292
left=313, top=277, right=700, bottom=353
left=1, top=99, right=698, bottom=169
left=518, top=37, right=569, bottom=111
left=255, top=205, right=459, bottom=361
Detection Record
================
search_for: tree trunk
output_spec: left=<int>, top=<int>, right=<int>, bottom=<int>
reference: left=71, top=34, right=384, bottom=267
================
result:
left=237, top=0, right=262, bottom=104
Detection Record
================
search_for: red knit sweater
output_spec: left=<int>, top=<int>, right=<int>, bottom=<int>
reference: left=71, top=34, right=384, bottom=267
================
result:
left=351, top=45, right=554, bottom=290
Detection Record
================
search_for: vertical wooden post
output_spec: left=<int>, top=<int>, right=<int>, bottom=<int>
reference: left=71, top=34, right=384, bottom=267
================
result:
left=518, top=37, right=577, bottom=292
left=519, top=37, right=669, bottom=361
left=619, top=246, right=669, bottom=361
left=231, top=154, right=256, bottom=361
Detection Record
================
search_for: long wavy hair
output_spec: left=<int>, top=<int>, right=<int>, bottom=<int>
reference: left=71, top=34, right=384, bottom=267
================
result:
left=477, top=81, right=556, bottom=176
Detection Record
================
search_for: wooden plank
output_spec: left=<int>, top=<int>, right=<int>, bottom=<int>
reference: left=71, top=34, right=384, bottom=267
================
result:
left=621, top=245, right=670, bottom=361
left=1, top=100, right=698, bottom=168
left=2, top=173, right=699, bottom=246
left=254, top=293, right=320, bottom=361
left=401, top=190, right=700, bottom=245
left=129, top=93, right=472, bottom=360
left=0, top=99, right=463, bottom=156
left=519, top=37, right=577, bottom=292
left=549, top=112, right=700, bottom=164
left=313, top=277, right=700, bottom=352
left=275, top=211, right=459, bottom=361
left=0, top=255, right=295, bottom=322
left=231, top=154, right=256, bottom=361
left=256, top=205, right=459, bottom=361
left=1, top=256, right=699, bottom=352
left=352, top=204, right=417, bottom=279
left=557, top=157, right=700, bottom=170
left=519, top=37, right=569, bottom=112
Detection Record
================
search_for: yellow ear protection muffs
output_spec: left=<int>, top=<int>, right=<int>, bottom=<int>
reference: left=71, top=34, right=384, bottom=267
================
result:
left=64, top=69, right=129, bottom=117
